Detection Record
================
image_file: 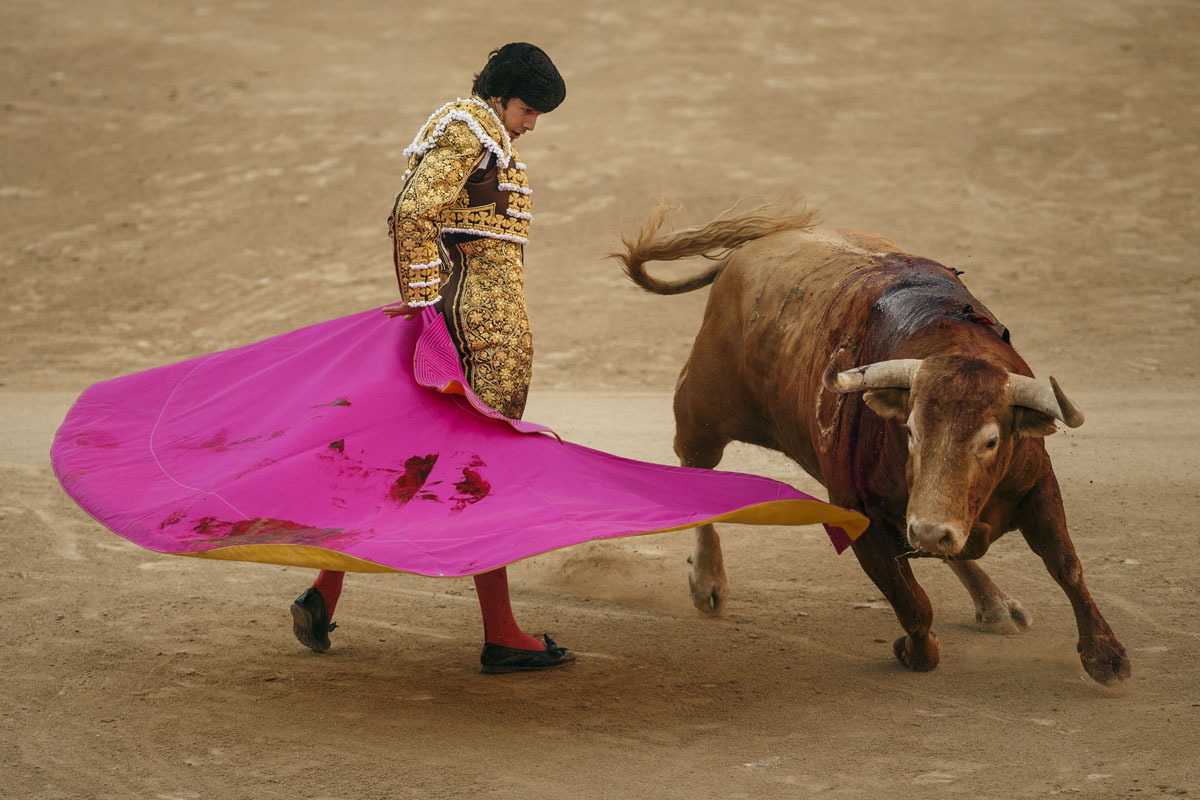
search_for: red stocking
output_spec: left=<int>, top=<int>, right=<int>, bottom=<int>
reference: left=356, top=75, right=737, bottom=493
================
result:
left=312, top=570, right=344, bottom=617
left=473, top=568, right=544, bottom=650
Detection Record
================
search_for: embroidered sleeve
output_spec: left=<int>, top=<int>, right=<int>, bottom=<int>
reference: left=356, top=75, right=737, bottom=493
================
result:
left=389, top=120, right=484, bottom=307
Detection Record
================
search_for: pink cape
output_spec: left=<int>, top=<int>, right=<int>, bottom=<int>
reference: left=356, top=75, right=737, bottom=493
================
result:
left=51, top=308, right=867, bottom=576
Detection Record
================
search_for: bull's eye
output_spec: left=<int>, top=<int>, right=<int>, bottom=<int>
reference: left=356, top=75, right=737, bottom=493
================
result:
left=985, top=439, right=998, bottom=450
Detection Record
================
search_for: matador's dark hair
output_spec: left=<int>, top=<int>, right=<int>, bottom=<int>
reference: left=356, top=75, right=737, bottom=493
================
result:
left=471, top=43, right=566, bottom=113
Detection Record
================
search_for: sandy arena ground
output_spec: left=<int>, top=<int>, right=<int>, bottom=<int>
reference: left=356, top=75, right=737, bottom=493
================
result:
left=3, top=1, right=1199, bottom=798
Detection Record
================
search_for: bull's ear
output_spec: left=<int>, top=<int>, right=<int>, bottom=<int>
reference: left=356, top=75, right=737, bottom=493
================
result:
left=862, top=389, right=909, bottom=422
left=1017, top=408, right=1058, bottom=438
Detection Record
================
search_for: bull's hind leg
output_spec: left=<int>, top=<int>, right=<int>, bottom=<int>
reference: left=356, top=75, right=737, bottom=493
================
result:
left=672, top=331, right=771, bottom=614
left=947, top=560, right=1033, bottom=633
left=848, top=518, right=940, bottom=672
left=687, top=523, right=727, bottom=613
left=673, top=376, right=734, bottom=614
left=676, top=426, right=731, bottom=613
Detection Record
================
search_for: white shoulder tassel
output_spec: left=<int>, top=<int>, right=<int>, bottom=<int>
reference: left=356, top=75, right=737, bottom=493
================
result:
left=407, top=295, right=443, bottom=308
left=402, top=99, right=513, bottom=168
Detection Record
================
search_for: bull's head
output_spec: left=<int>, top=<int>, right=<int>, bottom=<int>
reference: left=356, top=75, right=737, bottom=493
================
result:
left=826, top=356, right=1084, bottom=557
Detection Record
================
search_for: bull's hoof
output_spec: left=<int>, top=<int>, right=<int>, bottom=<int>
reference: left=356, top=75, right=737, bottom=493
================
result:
left=892, top=633, right=940, bottom=672
left=1079, top=636, right=1132, bottom=685
left=688, top=570, right=727, bottom=614
left=977, top=598, right=1033, bottom=634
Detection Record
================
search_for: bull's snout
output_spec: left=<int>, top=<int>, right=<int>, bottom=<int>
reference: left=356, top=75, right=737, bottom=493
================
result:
left=907, top=518, right=966, bottom=556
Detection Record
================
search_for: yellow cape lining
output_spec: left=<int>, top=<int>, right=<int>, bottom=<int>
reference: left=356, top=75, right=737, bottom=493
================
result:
left=173, top=499, right=869, bottom=576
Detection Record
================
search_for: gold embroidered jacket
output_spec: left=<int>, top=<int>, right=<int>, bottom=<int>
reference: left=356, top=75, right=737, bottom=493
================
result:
left=389, top=98, right=532, bottom=307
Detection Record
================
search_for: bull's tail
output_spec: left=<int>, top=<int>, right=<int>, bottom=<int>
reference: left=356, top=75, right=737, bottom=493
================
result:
left=614, top=200, right=818, bottom=295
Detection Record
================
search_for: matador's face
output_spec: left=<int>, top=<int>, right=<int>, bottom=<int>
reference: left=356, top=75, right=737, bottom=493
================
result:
left=490, top=97, right=542, bottom=141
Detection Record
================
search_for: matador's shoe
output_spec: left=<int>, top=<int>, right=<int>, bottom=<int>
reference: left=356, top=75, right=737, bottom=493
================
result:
left=479, top=634, right=576, bottom=674
left=290, top=587, right=338, bottom=653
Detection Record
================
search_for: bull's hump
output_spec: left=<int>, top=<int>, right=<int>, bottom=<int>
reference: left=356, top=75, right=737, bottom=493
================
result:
left=872, top=252, right=959, bottom=276
left=865, top=254, right=1008, bottom=344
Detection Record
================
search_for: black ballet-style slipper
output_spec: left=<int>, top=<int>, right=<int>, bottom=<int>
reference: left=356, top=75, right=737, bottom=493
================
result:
left=479, top=634, right=577, bottom=674
left=290, top=587, right=338, bottom=653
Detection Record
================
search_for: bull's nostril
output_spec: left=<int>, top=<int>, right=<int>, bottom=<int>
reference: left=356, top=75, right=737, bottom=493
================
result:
left=908, top=520, right=959, bottom=552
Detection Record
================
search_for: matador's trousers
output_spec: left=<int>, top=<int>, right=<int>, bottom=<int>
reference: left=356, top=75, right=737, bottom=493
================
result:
left=438, top=235, right=534, bottom=420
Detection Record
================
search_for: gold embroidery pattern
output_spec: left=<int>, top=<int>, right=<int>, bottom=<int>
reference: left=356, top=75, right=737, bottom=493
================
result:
left=501, top=159, right=533, bottom=223
left=389, top=101, right=534, bottom=306
left=390, top=125, right=483, bottom=306
left=447, top=239, right=533, bottom=419
left=440, top=145, right=531, bottom=243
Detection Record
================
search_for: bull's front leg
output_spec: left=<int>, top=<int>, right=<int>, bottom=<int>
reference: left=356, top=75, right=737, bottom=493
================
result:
left=687, top=523, right=727, bottom=613
left=849, top=519, right=940, bottom=672
left=1016, top=471, right=1131, bottom=685
left=947, top=560, right=1033, bottom=633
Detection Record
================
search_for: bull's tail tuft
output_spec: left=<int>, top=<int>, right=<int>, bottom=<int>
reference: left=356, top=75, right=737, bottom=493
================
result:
left=613, top=200, right=818, bottom=295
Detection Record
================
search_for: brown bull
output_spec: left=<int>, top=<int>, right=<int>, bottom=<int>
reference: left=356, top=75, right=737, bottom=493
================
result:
left=617, top=204, right=1130, bottom=685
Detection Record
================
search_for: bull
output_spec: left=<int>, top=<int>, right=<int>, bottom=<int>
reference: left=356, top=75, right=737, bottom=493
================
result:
left=616, top=204, right=1130, bottom=685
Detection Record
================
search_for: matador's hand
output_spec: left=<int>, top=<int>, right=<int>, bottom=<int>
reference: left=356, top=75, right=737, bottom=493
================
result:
left=381, top=302, right=422, bottom=321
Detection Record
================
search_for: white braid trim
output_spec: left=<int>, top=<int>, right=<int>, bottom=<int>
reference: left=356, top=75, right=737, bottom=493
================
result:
left=408, top=258, right=441, bottom=271
left=514, top=162, right=526, bottom=170
left=408, top=277, right=441, bottom=289
left=440, top=227, right=528, bottom=245
left=402, top=98, right=512, bottom=168
left=505, top=209, right=533, bottom=220
left=407, top=296, right=443, bottom=308
left=498, top=182, right=532, bottom=195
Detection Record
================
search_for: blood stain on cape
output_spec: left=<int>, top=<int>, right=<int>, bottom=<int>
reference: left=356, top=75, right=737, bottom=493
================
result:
left=74, top=430, right=119, bottom=449
left=179, top=517, right=356, bottom=548
left=170, top=429, right=263, bottom=452
left=388, top=454, right=439, bottom=505
left=451, top=468, right=491, bottom=512
left=202, top=430, right=256, bottom=450
left=235, top=458, right=277, bottom=480
left=159, top=510, right=186, bottom=531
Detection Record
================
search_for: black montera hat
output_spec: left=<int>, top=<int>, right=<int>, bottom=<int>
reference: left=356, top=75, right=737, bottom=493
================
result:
left=472, top=43, right=566, bottom=113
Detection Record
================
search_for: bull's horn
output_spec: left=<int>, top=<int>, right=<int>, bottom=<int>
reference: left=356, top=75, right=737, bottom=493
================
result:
left=1006, top=374, right=1085, bottom=428
left=831, top=359, right=923, bottom=393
